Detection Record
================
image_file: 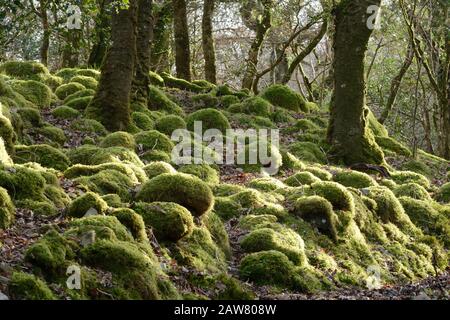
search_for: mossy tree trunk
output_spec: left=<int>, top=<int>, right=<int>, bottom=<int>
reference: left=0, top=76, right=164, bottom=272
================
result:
left=88, top=0, right=111, bottom=68
left=327, top=0, right=384, bottom=165
left=132, top=0, right=154, bottom=105
left=173, top=0, right=191, bottom=81
left=150, top=0, right=173, bottom=73
left=39, top=0, right=50, bottom=66
left=86, top=0, right=138, bottom=131
left=202, top=0, right=216, bottom=84
left=241, top=0, right=273, bottom=90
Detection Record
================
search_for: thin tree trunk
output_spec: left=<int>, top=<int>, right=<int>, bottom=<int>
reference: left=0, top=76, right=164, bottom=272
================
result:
left=132, top=0, right=153, bottom=105
left=378, top=43, right=414, bottom=124
left=202, top=0, right=216, bottom=83
left=151, top=0, right=172, bottom=73
left=327, top=0, right=384, bottom=165
left=173, top=0, right=191, bottom=81
left=39, top=0, right=50, bottom=66
left=88, top=0, right=111, bottom=68
left=86, top=0, right=138, bottom=131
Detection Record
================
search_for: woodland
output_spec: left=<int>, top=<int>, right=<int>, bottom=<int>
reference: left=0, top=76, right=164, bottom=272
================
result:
left=0, top=0, right=448, bottom=301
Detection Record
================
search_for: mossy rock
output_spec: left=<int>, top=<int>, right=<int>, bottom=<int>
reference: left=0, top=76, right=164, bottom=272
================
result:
left=35, top=125, right=67, bottom=146
left=110, top=208, right=148, bottom=242
left=375, top=136, right=412, bottom=157
left=202, top=211, right=231, bottom=258
left=66, top=215, right=134, bottom=242
left=0, top=186, right=14, bottom=229
left=134, top=130, right=174, bottom=153
left=100, top=131, right=136, bottom=150
left=133, top=201, right=194, bottom=242
left=63, top=88, right=95, bottom=104
left=161, top=73, right=205, bottom=92
left=149, top=71, right=164, bottom=86
left=66, top=96, right=93, bottom=111
left=16, top=199, right=58, bottom=216
left=240, top=226, right=307, bottom=265
left=192, top=93, right=219, bottom=109
left=400, top=160, right=432, bottom=177
left=143, top=161, right=176, bottom=179
left=238, top=214, right=278, bottom=230
left=285, top=171, right=321, bottom=187
left=289, top=142, right=327, bottom=164
left=0, top=61, right=49, bottom=80
left=218, top=95, right=240, bottom=108
left=69, top=75, right=98, bottom=90
left=55, top=82, right=86, bottom=100
left=16, top=107, right=42, bottom=128
left=309, top=181, right=355, bottom=213
left=55, top=68, right=80, bottom=82
left=8, top=272, right=55, bottom=300
left=51, top=106, right=80, bottom=119
left=13, top=144, right=70, bottom=171
left=77, top=69, right=101, bottom=80
left=178, top=163, right=219, bottom=186
left=154, top=115, right=187, bottom=136
left=279, top=150, right=305, bottom=171
left=332, top=170, right=378, bottom=189
left=67, top=192, right=109, bottom=218
left=64, top=162, right=146, bottom=184
left=247, top=177, right=285, bottom=192
left=131, top=112, right=154, bottom=130
left=394, top=183, right=432, bottom=201
left=229, top=96, right=273, bottom=117
left=70, top=118, right=107, bottom=135
left=186, top=108, right=231, bottom=135
left=260, top=84, right=307, bottom=112
left=148, top=85, right=183, bottom=115
left=0, top=164, right=46, bottom=201
left=0, top=137, right=13, bottom=166
left=136, top=173, right=214, bottom=217
left=237, top=141, right=283, bottom=175
left=140, top=150, right=171, bottom=163
left=435, top=183, right=450, bottom=203
left=9, top=80, right=52, bottom=108
left=390, top=171, right=430, bottom=189
left=294, top=195, right=338, bottom=241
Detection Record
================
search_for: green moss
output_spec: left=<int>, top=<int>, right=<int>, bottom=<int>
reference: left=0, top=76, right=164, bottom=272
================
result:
left=143, top=161, right=176, bottom=179
left=75, top=169, right=136, bottom=201
left=134, top=130, right=174, bottom=153
left=332, top=170, right=377, bottom=189
left=13, top=144, right=70, bottom=171
left=51, top=106, right=80, bottom=119
left=227, top=189, right=287, bottom=218
left=240, top=226, right=307, bottom=265
left=367, top=110, right=388, bottom=137
left=270, top=108, right=296, bottom=123
left=69, top=75, right=98, bottom=90
left=0, top=164, right=47, bottom=200
left=229, top=97, right=273, bottom=117
left=110, top=208, right=148, bottom=242
left=285, top=172, right=321, bottom=187
left=0, top=186, right=14, bottom=229
left=289, top=142, right=327, bottom=164
left=65, top=162, right=146, bottom=184
left=390, top=171, right=430, bottom=188
left=8, top=272, right=55, bottom=300
left=89, top=147, right=143, bottom=167
left=279, top=150, right=305, bottom=171
left=239, top=250, right=299, bottom=288
left=237, top=141, right=283, bottom=175
left=154, top=115, right=186, bottom=136
left=213, top=196, right=242, bottom=220
left=309, top=181, right=355, bottom=213
left=55, top=82, right=86, bottom=100
left=76, top=69, right=101, bottom=80
left=133, top=201, right=194, bottom=242
left=68, top=192, right=108, bottom=218
left=178, top=164, right=219, bottom=186
left=375, top=136, right=412, bottom=157
left=0, top=112, right=16, bottom=155
left=63, top=88, right=95, bottom=104
left=238, top=214, right=278, bottom=230
left=186, top=108, right=231, bottom=134
left=70, top=118, right=107, bottom=136
left=140, top=150, right=171, bottom=163
left=192, top=93, right=219, bottom=109
left=66, top=96, right=93, bottom=110
left=55, top=68, right=80, bottom=82
left=17, top=199, right=57, bottom=216
left=228, top=113, right=275, bottom=129
left=25, top=229, right=76, bottom=275
left=136, top=173, right=214, bottom=217
left=148, top=85, right=184, bottom=115
left=394, top=183, right=432, bottom=201
left=247, top=177, right=285, bottom=192
left=67, top=215, right=134, bottom=242
left=202, top=211, right=231, bottom=257
left=161, top=73, right=205, bottom=92
left=149, top=71, right=164, bottom=86
left=101, top=194, right=123, bottom=208
left=0, top=137, right=12, bottom=165
left=100, top=131, right=136, bottom=150
left=0, top=61, right=49, bottom=79
left=219, top=95, right=240, bottom=108
left=400, top=160, right=432, bottom=177
left=294, top=196, right=338, bottom=241
left=131, top=112, right=154, bottom=130
left=260, top=84, right=307, bottom=112
left=9, top=80, right=52, bottom=108
left=17, top=107, right=43, bottom=127
left=35, top=125, right=67, bottom=145
left=435, top=183, right=450, bottom=203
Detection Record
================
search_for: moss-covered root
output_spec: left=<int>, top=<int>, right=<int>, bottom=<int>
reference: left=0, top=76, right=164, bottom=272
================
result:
left=68, top=192, right=109, bottom=218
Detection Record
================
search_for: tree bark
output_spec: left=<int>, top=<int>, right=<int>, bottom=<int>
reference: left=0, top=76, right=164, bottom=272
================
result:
left=88, top=0, right=111, bottom=68
left=132, top=0, right=154, bottom=105
left=202, top=0, right=216, bottom=83
left=150, top=0, right=172, bottom=73
left=39, top=0, right=50, bottom=66
left=327, top=0, right=384, bottom=165
left=378, top=43, right=414, bottom=124
left=173, top=0, right=191, bottom=81
left=241, top=0, right=272, bottom=90
left=86, top=0, right=138, bottom=131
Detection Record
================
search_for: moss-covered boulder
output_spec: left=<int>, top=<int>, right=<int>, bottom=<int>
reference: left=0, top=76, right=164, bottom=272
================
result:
left=178, top=163, right=219, bottom=186
left=100, top=131, right=136, bottom=150
left=133, top=201, right=194, bottom=242
left=186, top=108, right=230, bottom=134
left=63, top=88, right=95, bottom=104
left=333, top=170, right=378, bottom=189
left=13, top=144, right=70, bottom=171
left=9, top=80, right=52, bottom=108
left=66, top=215, right=134, bottom=242
left=110, top=208, right=148, bottom=242
left=8, top=272, right=55, bottom=300
left=285, top=171, right=321, bottom=187
left=390, top=171, right=430, bottom=189
left=148, top=85, right=183, bottom=115
left=310, top=181, right=355, bottom=213
left=66, top=96, right=93, bottom=111
left=394, top=183, right=432, bottom=201
left=154, top=115, right=187, bottom=136
left=0, top=61, right=49, bottom=80
left=143, top=161, right=176, bottom=179
left=131, top=112, right=154, bottom=131
left=69, top=75, right=98, bottom=90
left=260, top=84, right=307, bottom=112
left=136, top=173, right=214, bottom=217
left=0, top=186, right=14, bottom=229
left=229, top=96, right=272, bottom=117
left=68, top=192, right=108, bottom=218
left=134, top=130, right=174, bottom=153
left=435, top=183, right=450, bottom=203
left=51, top=106, right=80, bottom=119
left=0, top=111, right=16, bottom=155
left=289, top=142, right=327, bottom=164
left=0, top=164, right=46, bottom=201
left=55, top=82, right=86, bottom=100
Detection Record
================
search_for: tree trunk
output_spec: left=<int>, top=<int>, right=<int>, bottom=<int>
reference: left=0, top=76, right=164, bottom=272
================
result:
left=202, top=0, right=216, bottom=83
left=274, top=45, right=288, bottom=83
left=86, top=0, right=138, bottom=131
left=132, top=0, right=154, bottom=105
left=39, top=0, right=50, bottom=66
left=150, top=0, right=172, bottom=73
left=241, top=0, right=272, bottom=90
left=88, top=0, right=111, bottom=68
left=173, top=0, right=191, bottom=81
left=378, top=43, right=414, bottom=124
left=327, top=0, right=384, bottom=165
